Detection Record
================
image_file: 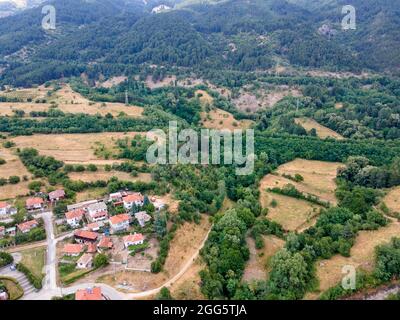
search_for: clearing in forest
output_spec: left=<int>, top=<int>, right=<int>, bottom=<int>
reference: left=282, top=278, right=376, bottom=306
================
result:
left=200, top=108, right=253, bottom=130
left=295, top=117, right=344, bottom=140
left=382, top=186, right=400, bottom=213
left=68, top=171, right=152, bottom=183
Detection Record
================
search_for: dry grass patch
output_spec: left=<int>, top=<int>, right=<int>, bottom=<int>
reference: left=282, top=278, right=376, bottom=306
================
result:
left=243, top=235, right=285, bottom=283
left=0, top=146, right=31, bottom=179
left=310, top=219, right=400, bottom=298
left=19, top=246, right=46, bottom=282
left=295, top=117, right=344, bottom=140
left=10, top=132, right=146, bottom=164
left=0, top=181, right=36, bottom=200
left=382, top=187, right=400, bottom=213
left=200, top=108, right=254, bottom=130
left=75, top=187, right=107, bottom=202
left=0, top=278, right=24, bottom=300
left=195, top=90, right=214, bottom=106
left=145, top=75, right=176, bottom=89
left=69, top=170, right=151, bottom=183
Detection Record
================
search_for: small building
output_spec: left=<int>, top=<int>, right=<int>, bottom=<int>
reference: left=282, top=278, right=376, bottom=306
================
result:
left=109, top=214, right=130, bottom=234
left=25, top=197, right=44, bottom=211
left=5, top=227, right=16, bottom=237
left=86, top=222, right=100, bottom=232
left=0, top=201, right=15, bottom=217
left=122, top=193, right=144, bottom=210
left=151, top=197, right=166, bottom=211
left=86, top=202, right=108, bottom=222
left=86, top=242, right=97, bottom=254
left=97, top=236, right=113, bottom=251
left=123, top=233, right=144, bottom=248
left=108, top=191, right=127, bottom=202
left=134, top=211, right=151, bottom=227
left=49, top=189, right=65, bottom=202
left=63, top=243, right=85, bottom=257
left=67, top=199, right=98, bottom=212
left=74, top=230, right=98, bottom=244
left=65, top=209, right=85, bottom=228
left=76, top=253, right=93, bottom=269
left=0, top=226, right=5, bottom=238
left=75, top=287, right=103, bottom=300
left=17, top=219, right=38, bottom=234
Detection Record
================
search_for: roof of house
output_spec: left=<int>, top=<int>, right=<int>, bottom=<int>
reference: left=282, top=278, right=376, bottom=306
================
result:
left=74, top=230, right=98, bottom=241
left=123, top=233, right=144, bottom=244
left=0, top=201, right=8, bottom=209
left=109, top=214, right=130, bottom=225
left=26, top=197, right=44, bottom=206
left=86, top=242, right=97, bottom=253
left=17, top=220, right=38, bottom=232
left=76, top=253, right=93, bottom=266
left=134, top=211, right=151, bottom=222
left=97, top=236, right=113, bottom=249
left=63, top=243, right=85, bottom=255
left=86, top=222, right=100, bottom=230
left=49, top=189, right=65, bottom=199
left=87, top=202, right=107, bottom=212
left=67, top=199, right=98, bottom=212
left=122, top=193, right=144, bottom=203
left=75, top=287, right=103, bottom=300
left=65, top=208, right=85, bottom=220
left=90, top=210, right=108, bottom=219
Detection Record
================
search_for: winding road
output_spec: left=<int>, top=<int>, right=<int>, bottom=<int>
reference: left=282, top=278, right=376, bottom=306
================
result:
left=15, top=210, right=211, bottom=300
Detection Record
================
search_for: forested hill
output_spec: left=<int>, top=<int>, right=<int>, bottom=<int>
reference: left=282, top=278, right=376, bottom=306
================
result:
left=0, top=0, right=399, bottom=86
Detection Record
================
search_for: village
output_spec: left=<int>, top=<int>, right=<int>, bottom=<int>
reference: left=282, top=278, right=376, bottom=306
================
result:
left=0, top=187, right=167, bottom=300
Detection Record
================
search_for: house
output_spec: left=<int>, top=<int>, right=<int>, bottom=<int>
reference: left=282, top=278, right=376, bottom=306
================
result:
left=63, top=243, right=85, bottom=256
left=151, top=197, right=166, bottom=211
left=123, top=233, right=144, bottom=248
left=65, top=209, right=85, bottom=228
left=67, top=199, right=98, bottom=212
left=86, top=202, right=108, bottom=222
left=76, top=253, right=93, bottom=269
left=97, top=236, right=113, bottom=250
left=134, top=211, right=151, bottom=227
left=74, top=230, right=98, bottom=243
left=86, top=222, right=100, bottom=232
left=5, top=227, right=16, bottom=237
left=17, top=220, right=38, bottom=234
left=0, top=226, right=5, bottom=238
left=0, top=202, right=10, bottom=216
left=49, top=189, right=65, bottom=202
left=25, top=197, right=44, bottom=210
left=86, top=242, right=97, bottom=254
left=109, top=214, right=130, bottom=234
left=75, top=287, right=104, bottom=300
left=122, top=193, right=144, bottom=210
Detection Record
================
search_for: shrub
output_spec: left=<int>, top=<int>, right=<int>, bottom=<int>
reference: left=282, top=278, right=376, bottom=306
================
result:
left=16, top=263, right=42, bottom=289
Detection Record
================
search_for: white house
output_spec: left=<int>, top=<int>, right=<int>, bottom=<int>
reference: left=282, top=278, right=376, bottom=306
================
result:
left=76, top=253, right=93, bottom=269
left=134, top=211, right=151, bottom=227
left=109, top=214, right=130, bottom=234
left=86, top=202, right=108, bottom=222
left=25, top=197, right=44, bottom=210
left=65, top=209, right=85, bottom=228
left=122, top=193, right=144, bottom=210
left=63, top=244, right=85, bottom=257
left=123, top=233, right=144, bottom=248
left=0, top=202, right=9, bottom=216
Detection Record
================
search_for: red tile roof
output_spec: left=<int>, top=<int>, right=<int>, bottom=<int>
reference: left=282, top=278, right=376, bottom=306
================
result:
left=65, top=208, right=85, bottom=220
left=123, top=233, right=144, bottom=244
left=63, top=243, right=85, bottom=255
left=75, top=287, right=103, bottom=300
left=17, top=220, right=38, bottom=232
left=49, top=189, right=65, bottom=200
left=0, top=202, right=8, bottom=209
left=74, top=230, right=98, bottom=241
left=86, top=243, right=97, bottom=253
left=122, top=193, right=143, bottom=203
left=86, top=222, right=100, bottom=231
left=91, top=210, right=108, bottom=219
left=109, top=214, right=130, bottom=225
left=98, top=236, right=113, bottom=249
left=26, top=197, right=44, bottom=207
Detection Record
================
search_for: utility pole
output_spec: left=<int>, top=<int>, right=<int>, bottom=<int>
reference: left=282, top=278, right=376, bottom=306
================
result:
left=125, top=90, right=129, bottom=106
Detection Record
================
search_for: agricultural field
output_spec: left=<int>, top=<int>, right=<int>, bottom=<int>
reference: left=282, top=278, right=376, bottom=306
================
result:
left=295, top=117, right=345, bottom=140
left=10, top=132, right=146, bottom=164
left=200, top=108, right=254, bottom=130
left=0, top=146, right=32, bottom=180
left=242, top=235, right=285, bottom=282
left=259, top=159, right=341, bottom=231
left=68, top=170, right=152, bottom=183
left=0, top=84, right=144, bottom=117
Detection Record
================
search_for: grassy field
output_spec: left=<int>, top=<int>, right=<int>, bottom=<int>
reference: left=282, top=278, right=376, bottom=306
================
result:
left=259, top=159, right=340, bottom=231
left=200, top=108, right=254, bottom=130
left=0, top=84, right=144, bottom=117
left=75, top=187, right=107, bottom=202
left=0, top=146, right=32, bottom=179
left=382, top=186, right=400, bottom=213
left=242, top=235, right=285, bottom=282
left=295, top=117, right=344, bottom=140
left=11, top=132, right=146, bottom=164
left=0, top=277, right=24, bottom=300
left=20, top=246, right=46, bottom=283
left=308, top=218, right=400, bottom=299
left=195, top=89, right=214, bottom=106
left=69, top=170, right=152, bottom=183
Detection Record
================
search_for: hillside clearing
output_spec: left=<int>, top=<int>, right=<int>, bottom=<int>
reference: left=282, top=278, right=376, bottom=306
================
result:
left=295, top=117, right=344, bottom=140
left=68, top=171, right=152, bottom=183
left=200, top=108, right=253, bottom=130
